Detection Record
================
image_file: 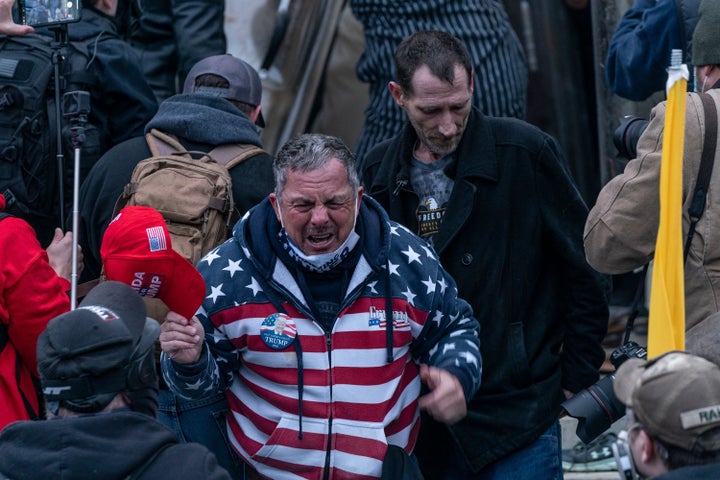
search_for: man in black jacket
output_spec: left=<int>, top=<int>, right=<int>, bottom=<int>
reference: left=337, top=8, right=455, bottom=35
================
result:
left=0, top=281, right=230, bottom=480
left=360, top=29, right=610, bottom=479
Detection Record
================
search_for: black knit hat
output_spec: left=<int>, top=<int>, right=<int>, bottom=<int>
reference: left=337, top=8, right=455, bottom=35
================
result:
left=692, top=0, right=720, bottom=67
left=37, top=281, right=159, bottom=413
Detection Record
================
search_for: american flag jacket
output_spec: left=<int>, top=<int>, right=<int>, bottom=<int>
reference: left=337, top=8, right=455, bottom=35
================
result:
left=162, top=196, right=481, bottom=479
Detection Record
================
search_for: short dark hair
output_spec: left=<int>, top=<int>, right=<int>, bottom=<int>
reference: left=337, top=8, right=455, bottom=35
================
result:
left=194, top=73, right=256, bottom=117
left=394, top=30, right=472, bottom=95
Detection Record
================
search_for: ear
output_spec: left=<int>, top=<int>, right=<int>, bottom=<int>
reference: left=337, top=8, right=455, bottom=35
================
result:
left=269, top=193, right=281, bottom=222
left=706, top=64, right=720, bottom=84
left=634, top=429, right=670, bottom=477
left=250, top=105, right=262, bottom=124
left=389, top=81, right=405, bottom=108
left=356, top=186, right=364, bottom=215
left=469, top=68, right=475, bottom=94
left=698, top=64, right=720, bottom=83
left=96, top=0, right=118, bottom=16
left=637, top=430, right=656, bottom=464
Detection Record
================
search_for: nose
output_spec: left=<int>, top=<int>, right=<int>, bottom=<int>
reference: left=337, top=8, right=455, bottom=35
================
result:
left=438, top=112, right=458, bottom=138
left=309, top=204, right=330, bottom=224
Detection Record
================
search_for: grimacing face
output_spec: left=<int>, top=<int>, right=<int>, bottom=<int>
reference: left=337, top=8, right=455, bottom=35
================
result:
left=391, top=63, right=473, bottom=160
left=269, top=158, right=363, bottom=256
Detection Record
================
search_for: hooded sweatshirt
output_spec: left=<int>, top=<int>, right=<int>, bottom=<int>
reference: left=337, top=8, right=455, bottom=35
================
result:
left=0, top=410, right=230, bottom=479
left=162, top=196, right=482, bottom=479
left=0, top=207, right=70, bottom=431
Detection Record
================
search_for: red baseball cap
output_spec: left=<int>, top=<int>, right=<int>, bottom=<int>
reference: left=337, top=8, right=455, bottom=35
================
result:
left=100, top=206, right=206, bottom=319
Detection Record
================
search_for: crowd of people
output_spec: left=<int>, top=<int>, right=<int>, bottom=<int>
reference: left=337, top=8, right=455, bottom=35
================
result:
left=2, top=0, right=720, bottom=479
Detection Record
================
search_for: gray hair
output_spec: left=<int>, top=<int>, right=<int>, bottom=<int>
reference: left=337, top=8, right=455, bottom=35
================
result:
left=273, top=133, right=359, bottom=200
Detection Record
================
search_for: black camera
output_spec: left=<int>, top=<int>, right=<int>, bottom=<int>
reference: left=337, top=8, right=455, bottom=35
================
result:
left=613, top=116, right=650, bottom=160
left=562, top=341, right=647, bottom=444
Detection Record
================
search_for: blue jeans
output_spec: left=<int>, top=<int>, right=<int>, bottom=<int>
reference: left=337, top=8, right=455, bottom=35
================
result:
left=442, top=421, right=563, bottom=480
left=157, top=389, right=245, bottom=479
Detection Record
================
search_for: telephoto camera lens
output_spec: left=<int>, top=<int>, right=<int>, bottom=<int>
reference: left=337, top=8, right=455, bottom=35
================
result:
left=562, top=375, right=626, bottom=444
left=561, top=341, right=647, bottom=444
left=613, top=116, right=650, bottom=160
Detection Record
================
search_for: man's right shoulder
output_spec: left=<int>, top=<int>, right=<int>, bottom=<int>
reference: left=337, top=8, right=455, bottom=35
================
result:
left=197, top=237, right=245, bottom=274
left=359, top=136, right=398, bottom=186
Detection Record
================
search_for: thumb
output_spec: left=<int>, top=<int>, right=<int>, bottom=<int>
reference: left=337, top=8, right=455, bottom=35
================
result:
left=420, top=364, right=438, bottom=390
left=52, top=228, right=64, bottom=244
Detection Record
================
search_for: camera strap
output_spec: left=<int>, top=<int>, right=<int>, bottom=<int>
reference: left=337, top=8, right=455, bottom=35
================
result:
left=685, top=92, right=718, bottom=259
left=623, top=264, right=648, bottom=345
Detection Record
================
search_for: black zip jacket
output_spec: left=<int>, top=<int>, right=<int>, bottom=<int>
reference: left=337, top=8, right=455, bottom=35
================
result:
left=362, top=107, right=610, bottom=472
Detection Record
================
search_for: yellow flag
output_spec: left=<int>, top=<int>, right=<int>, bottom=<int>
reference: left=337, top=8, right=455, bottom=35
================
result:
left=648, top=56, right=688, bottom=358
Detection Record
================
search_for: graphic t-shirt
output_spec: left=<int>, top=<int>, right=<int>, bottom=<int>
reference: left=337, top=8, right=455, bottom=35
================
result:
left=410, top=153, right=455, bottom=244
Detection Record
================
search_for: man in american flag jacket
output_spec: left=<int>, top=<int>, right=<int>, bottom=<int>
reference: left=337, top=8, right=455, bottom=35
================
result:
left=160, top=133, right=482, bottom=479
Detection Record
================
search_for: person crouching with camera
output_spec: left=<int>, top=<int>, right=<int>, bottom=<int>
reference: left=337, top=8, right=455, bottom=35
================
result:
left=611, top=351, right=720, bottom=479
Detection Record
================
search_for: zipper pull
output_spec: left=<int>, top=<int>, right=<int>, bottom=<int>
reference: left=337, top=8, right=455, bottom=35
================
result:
left=392, top=179, right=407, bottom=197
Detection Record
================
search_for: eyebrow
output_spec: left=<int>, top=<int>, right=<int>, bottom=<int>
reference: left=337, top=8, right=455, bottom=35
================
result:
left=418, top=97, right=470, bottom=111
left=286, top=193, right=354, bottom=206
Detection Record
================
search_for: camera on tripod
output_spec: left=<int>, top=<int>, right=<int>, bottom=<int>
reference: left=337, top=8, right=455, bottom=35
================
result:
left=561, top=341, right=647, bottom=444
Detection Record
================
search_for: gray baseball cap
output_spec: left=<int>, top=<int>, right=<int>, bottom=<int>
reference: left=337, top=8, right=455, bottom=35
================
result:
left=614, top=351, right=720, bottom=451
left=183, top=54, right=265, bottom=127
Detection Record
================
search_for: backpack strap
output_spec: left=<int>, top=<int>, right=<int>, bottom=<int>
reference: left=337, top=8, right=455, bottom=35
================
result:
left=207, top=144, right=265, bottom=226
left=1, top=33, right=53, bottom=56
left=208, top=143, right=265, bottom=169
left=145, top=129, right=188, bottom=157
left=114, top=130, right=187, bottom=215
left=146, top=129, right=264, bottom=168
left=684, top=92, right=718, bottom=259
